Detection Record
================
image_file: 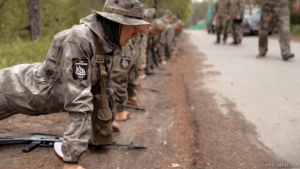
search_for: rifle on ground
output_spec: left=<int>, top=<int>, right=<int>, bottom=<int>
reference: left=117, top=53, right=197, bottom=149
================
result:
left=146, top=72, right=172, bottom=76
left=125, top=105, right=146, bottom=112
left=0, top=133, right=146, bottom=158
left=136, top=87, right=159, bottom=93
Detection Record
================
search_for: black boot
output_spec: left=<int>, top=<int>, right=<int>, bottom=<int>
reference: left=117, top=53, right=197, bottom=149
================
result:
left=282, top=53, right=295, bottom=61
left=214, top=41, right=220, bottom=44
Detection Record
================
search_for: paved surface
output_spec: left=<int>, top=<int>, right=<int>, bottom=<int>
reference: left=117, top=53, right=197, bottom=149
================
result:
left=188, top=30, right=300, bottom=163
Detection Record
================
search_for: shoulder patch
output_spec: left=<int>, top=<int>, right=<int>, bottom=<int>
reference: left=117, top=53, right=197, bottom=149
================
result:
left=121, top=58, right=131, bottom=69
left=72, top=58, right=88, bottom=81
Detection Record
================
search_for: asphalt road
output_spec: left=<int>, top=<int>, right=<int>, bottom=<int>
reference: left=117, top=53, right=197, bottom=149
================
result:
left=188, top=30, right=300, bottom=163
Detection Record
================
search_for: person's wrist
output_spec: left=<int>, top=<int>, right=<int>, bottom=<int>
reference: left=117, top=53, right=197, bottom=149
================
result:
left=116, top=104, right=125, bottom=112
left=63, top=164, right=79, bottom=169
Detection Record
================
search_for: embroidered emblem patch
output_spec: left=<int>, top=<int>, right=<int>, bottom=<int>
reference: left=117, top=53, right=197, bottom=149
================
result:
left=121, top=58, right=131, bottom=69
left=72, top=58, right=88, bottom=80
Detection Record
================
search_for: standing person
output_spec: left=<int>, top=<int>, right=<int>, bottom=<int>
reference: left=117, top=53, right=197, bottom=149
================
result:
left=213, top=0, right=231, bottom=44
left=230, top=0, right=246, bottom=45
left=251, top=0, right=300, bottom=60
left=0, top=0, right=150, bottom=168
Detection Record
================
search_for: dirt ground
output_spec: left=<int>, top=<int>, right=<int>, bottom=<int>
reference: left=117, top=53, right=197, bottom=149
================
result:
left=0, top=33, right=285, bottom=169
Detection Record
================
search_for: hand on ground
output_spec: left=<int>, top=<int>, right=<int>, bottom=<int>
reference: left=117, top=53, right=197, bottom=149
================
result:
left=115, top=111, right=132, bottom=121
left=112, top=122, right=121, bottom=132
left=161, top=59, right=167, bottom=66
left=127, top=96, right=139, bottom=106
left=63, top=164, right=85, bottom=169
left=139, top=74, right=147, bottom=80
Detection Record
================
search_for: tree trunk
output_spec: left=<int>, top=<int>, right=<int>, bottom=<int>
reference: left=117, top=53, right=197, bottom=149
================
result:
left=27, top=0, right=42, bottom=40
left=2, top=0, right=9, bottom=42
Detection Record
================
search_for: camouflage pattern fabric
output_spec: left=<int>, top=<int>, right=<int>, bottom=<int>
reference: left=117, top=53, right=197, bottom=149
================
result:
left=111, top=39, right=138, bottom=112
left=230, top=0, right=245, bottom=43
left=0, top=13, right=121, bottom=163
left=216, top=16, right=229, bottom=42
left=253, top=0, right=299, bottom=57
left=251, top=0, right=300, bottom=7
left=138, top=33, right=148, bottom=75
left=231, top=22, right=243, bottom=43
left=213, top=0, right=231, bottom=18
left=214, top=0, right=231, bottom=42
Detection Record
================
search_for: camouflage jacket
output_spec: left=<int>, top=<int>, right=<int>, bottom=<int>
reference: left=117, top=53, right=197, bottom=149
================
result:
left=213, top=0, right=231, bottom=17
left=251, top=0, right=300, bottom=7
left=111, top=38, right=138, bottom=112
left=230, top=0, right=246, bottom=18
left=166, top=24, right=176, bottom=57
left=0, top=13, right=121, bottom=163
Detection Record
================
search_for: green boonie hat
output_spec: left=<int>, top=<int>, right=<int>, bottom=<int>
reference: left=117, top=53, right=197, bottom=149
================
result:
left=171, top=15, right=178, bottom=21
left=164, top=10, right=172, bottom=15
left=152, top=19, right=165, bottom=32
left=160, top=17, right=169, bottom=24
left=144, top=8, right=156, bottom=18
left=95, top=0, right=150, bottom=26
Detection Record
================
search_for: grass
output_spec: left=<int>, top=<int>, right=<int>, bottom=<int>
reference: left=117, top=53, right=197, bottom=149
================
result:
left=291, top=24, right=300, bottom=36
left=0, top=38, right=52, bottom=69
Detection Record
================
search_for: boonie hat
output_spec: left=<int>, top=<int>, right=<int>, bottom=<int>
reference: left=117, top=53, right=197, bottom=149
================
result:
left=95, top=0, right=150, bottom=26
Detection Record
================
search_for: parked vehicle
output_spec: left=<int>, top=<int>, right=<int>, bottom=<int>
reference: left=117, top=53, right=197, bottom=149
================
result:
left=243, top=7, right=273, bottom=35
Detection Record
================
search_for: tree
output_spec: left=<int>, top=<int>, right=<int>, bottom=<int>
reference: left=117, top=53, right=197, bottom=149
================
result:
left=27, top=0, right=43, bottom=40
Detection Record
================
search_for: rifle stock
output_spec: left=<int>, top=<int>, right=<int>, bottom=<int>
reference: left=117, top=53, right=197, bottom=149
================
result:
left=125, top=105, right=146, bottom=112
left=136, top=87, right=159, bottom=93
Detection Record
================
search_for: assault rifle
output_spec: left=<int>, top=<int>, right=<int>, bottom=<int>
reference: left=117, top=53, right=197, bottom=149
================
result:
left=125, top=105, right=146, bottom=112
left=136, top=87, right=159, bottom=93
left=146, top=72, right=172, bottom=76
left=0, top=133, right=146, bottom=158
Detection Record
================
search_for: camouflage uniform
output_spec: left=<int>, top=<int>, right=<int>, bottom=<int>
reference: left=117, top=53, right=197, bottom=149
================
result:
left=230, top=0, right=246, bottom=43
left=111, top=39, right=138, bottom=113
left=166, top=24, right=176, bottom=58
left=213, top=0, right=231, bottom=43
left=251, top=0, right=300, bottom=58
left=0, top=13, right=118, bottom=163
left=138, top=33, right=148, bottom=76
left=156, top=15, right=170, bottom=62
left=146, top=19, right=165, bottom=71
left=0, top=0, right=149, bottom=164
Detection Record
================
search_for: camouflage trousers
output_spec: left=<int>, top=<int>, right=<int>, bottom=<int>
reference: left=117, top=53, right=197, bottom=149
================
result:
left=216, top=16, right=229, bottom=42
left=231, top=21, right=243, bottom=43
left=0, top=93, right=15, bottom=120
left=259, top=5, right=291, bottom=57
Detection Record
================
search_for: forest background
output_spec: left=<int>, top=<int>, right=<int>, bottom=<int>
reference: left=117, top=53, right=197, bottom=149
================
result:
left=1, top=0, right=300, bottom=68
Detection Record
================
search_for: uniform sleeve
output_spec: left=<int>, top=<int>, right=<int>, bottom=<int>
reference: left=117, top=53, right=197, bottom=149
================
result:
left=110, top=54, right=128, bottom=112
left=227, top=0, right=231, bottom=16
left=60, top=41, right=93, bottom=163
left=240, top=0, right=246, bottom=16
left=157, top=32, right=167, bottom=60
left=213, top=2, right=218, bottom=16
left=127, top=51, right=139, bottom=98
